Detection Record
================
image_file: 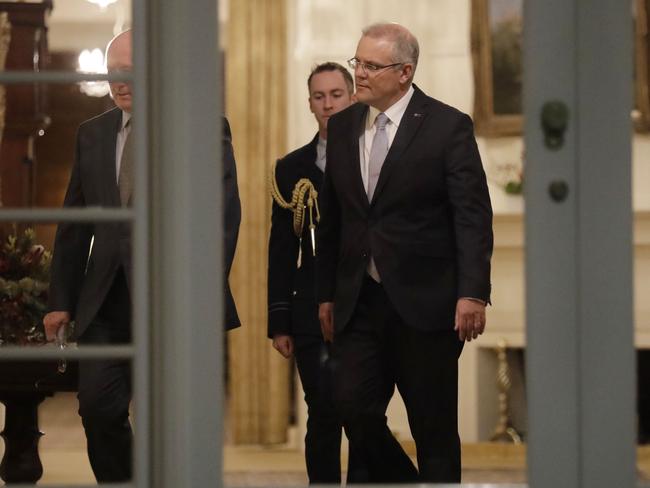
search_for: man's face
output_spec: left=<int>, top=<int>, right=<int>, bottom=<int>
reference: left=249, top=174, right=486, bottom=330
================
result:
left=106, top=33, right=133, bottom=113
left=309, top=70, right=353, bottom=133
left=353, top=35, right=409, bottom=111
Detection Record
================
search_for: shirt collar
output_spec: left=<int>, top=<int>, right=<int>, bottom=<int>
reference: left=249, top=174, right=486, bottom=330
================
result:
left=365, top=84, right=415, bottom=130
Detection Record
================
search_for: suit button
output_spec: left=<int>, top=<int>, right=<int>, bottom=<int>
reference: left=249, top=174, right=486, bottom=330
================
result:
left=361, top=250, right=368, bottom=258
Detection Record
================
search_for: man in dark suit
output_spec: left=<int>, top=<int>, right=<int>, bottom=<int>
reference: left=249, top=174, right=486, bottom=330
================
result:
left=317, top=23, right=493, bottom=483
left=43, top=30, right=241, bottom=482
left=268, top=62, right=368, bottom=483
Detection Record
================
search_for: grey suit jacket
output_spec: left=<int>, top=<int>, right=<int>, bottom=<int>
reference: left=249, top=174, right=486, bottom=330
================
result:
left=48, top=107, right=241, bottom=338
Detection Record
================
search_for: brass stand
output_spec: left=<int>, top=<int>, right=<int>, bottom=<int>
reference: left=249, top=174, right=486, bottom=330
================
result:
left=490, top=339, right=523, bottom=443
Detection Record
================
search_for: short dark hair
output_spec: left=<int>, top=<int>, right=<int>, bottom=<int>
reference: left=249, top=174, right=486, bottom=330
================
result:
left=307, top=62, right=354, bottom=94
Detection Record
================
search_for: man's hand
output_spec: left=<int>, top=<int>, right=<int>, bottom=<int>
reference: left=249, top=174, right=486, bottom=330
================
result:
left=454, top=298, right=486, bottom=342
left=272, top=334, right=294, bottom=359
left=43, top=311, right=71, bottom=342
left=318, top=302, right=335, bottom=343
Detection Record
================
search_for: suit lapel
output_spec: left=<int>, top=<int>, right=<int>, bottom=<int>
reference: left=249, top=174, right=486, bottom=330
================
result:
left=370, top=87, right=429, bottom=206
left=349, top=104, right=370, bottom=210
left=101, top=109, right=122, bottom=207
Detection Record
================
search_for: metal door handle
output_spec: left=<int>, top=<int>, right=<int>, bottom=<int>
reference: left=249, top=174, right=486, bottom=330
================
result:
left=548, top=180, right=569, bottom=202
left=541, top=101, right=569, bottom=149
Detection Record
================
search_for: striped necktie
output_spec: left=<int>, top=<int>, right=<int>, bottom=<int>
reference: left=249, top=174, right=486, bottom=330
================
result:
left=118, top=119, right=133, bottom=206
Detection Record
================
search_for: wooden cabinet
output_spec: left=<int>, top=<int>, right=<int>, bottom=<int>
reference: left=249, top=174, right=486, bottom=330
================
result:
left=0, top=1, right=52, bottom=208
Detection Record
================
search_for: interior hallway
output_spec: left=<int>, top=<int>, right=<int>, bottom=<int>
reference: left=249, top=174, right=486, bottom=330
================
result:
left=1, top=393, right=649, bottom=485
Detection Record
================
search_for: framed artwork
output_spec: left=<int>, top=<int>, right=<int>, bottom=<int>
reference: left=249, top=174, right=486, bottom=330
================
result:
left=472, top=0, right=650, bottom=136
left=471, top=0, right=523, bottom=137
left=635, top=0, right=650, bottom=132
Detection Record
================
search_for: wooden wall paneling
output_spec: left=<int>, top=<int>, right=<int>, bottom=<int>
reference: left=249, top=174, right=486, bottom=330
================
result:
left=0, top=1, right=51, bottom=212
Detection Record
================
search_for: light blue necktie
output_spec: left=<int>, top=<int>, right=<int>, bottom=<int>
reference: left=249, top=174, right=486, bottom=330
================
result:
left=366, top=113, right=389, bottom=282
left=367, top=112, right=389, bottom=201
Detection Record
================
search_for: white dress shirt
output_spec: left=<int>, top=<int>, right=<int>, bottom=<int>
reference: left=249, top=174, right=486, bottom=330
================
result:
left=316, top=136, right=327, bottom=172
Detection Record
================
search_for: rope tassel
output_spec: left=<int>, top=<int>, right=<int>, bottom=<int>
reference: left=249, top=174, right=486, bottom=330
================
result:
left=270, top=162, right=321, bottom=266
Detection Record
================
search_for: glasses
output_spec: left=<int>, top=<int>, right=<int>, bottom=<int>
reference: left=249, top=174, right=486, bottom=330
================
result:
left=347, top=57, right=404, bottom=74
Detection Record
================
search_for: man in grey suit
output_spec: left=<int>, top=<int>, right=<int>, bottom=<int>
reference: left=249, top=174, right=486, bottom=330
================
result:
left=43, top=29, right=241, bottom=482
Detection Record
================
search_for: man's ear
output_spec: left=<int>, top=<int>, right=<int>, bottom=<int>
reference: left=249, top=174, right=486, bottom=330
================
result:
left=400, top=64, right=414, bottom=85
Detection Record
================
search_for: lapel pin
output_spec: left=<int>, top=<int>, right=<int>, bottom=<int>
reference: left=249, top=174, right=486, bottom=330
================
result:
left=413, top=113, right=423, bottom=117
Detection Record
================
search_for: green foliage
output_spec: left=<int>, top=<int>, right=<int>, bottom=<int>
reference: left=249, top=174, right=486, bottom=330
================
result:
left=491, top=17, right=523, bottom=115
left=505, top=180, right=523, bottom=195
left=0, top=227, right=51, bottom=345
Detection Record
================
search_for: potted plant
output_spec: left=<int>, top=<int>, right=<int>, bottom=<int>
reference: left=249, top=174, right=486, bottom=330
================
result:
left=0, top=227, right=51, bottom=346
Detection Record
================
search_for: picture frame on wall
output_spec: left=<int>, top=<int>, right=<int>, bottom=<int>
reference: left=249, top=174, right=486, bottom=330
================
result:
left=471, top=0, right=523, bottom=137
left=635, top=0, right=650, bottom=132
left=472, top=0, right=650, bottom=137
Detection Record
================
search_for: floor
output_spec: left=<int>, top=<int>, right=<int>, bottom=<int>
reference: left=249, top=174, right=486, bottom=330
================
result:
left=223, top=443, right=528, bottom=486
left=0, top=393, right=647, bottom=486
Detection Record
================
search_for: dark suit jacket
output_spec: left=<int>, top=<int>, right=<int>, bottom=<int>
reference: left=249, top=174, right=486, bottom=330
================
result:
left=316, top=85, right=493, bottom=333
left=48, top=108, right=241, bottom=338
left=222, top=118, right=242, bottom=329
left=267, top=134, right=322, bottom=339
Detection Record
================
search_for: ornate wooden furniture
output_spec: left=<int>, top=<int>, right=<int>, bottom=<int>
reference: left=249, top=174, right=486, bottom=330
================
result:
left=0, top=0, right=51, bottom=209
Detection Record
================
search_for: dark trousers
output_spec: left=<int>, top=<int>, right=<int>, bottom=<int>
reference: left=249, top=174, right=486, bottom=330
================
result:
left=331, top=276, right=464, bottom=484
left=294, top=335, right=367, bottom=484
left=638, top=350, right=650, bottom=443
left=77, top=268, right=132, bottom=483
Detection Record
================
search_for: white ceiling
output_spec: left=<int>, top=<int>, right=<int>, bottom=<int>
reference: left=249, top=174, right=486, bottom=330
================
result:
left=20, top=0, right=224, bottom=52
left=47, top=0, right=131, bottom=51
left=49, top=0, right=131, bottom=23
